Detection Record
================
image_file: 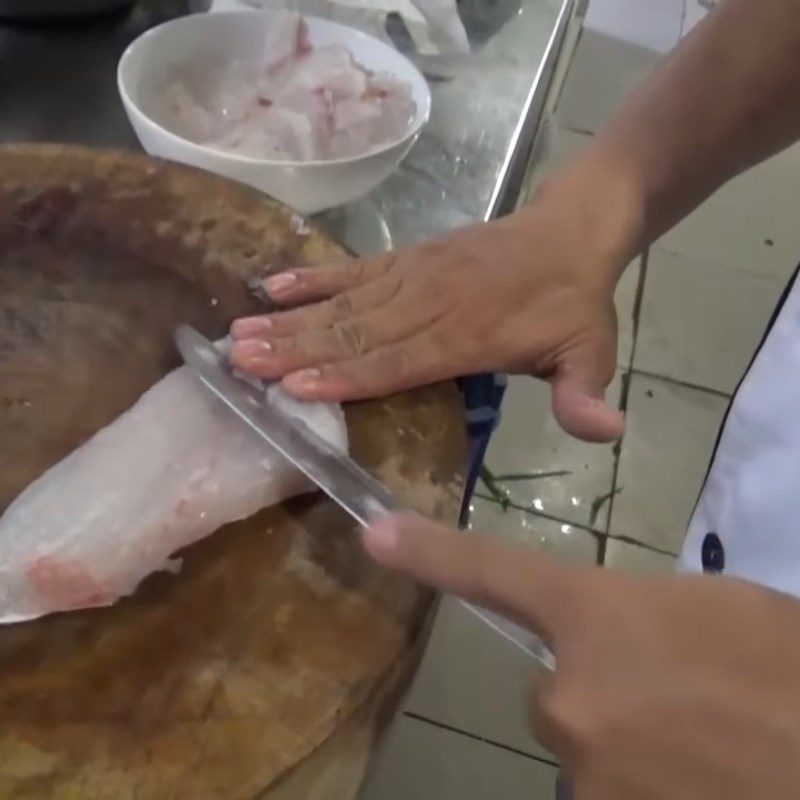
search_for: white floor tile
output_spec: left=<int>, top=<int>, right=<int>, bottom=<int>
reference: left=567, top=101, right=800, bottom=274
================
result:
left=360, top=715, right=558, bottom=800
left=484, top=373, right=622, bottom=530
left=610, top=373, right=728, bottom=553
left=584, top=0, right=683, bottom=54
left=604, top=539, right=677, bottom=574
left=402, top=503, right=595, bottom=759
left=404, top=596, right=553, bottom=761
left=681, top=0, right=711, bottom=38
left=469, top=496, right=599, bottom=564
left=634, top=248, right=783, bottom=394
left=657, top=142, right=800, bottom=283
left=557, top=29, right=660, bottom=134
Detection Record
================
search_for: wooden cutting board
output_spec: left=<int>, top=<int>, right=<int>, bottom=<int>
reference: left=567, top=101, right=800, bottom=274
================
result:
left=0, top=145, right=466, bottom=800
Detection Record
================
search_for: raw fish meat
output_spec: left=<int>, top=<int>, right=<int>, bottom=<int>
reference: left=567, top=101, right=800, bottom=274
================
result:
left=158, top=11, right=417, bottom=161
left=0, top=363, right=347, bottom=624
left=261, top=6, right=312, bottom=72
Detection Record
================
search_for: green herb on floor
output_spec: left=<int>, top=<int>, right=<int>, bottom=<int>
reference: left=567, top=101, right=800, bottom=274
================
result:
left=493, top=470, right=572, bottom=482
left=589, top=487, right=623, bottom=528
left=478, top=465, right=511, bottom=509
left=478, top=465, right=575, bottom=511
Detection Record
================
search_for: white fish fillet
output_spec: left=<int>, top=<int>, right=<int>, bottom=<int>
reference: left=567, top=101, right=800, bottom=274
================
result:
left=0, top=367, right=347, bottom=624
left=158, top=11, right=416, bottom=162
left=261, top=7, right=311, bottom=72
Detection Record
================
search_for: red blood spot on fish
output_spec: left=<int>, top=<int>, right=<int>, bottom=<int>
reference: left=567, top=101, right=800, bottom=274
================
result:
left=257, top=96, right=272, bottom=108
left=27, top=556, right=112, bottom=609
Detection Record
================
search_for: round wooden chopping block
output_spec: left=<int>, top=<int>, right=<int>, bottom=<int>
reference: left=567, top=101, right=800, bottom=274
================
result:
left=0, top=145, right=466, bottom=800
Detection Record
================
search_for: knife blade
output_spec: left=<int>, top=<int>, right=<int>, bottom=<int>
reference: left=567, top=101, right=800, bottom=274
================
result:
left=174, top=324, right=394, bottom=527
left=174, top=324, right=555, bottom=670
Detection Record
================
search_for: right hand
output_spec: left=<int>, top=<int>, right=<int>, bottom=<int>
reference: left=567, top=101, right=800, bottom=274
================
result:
left=231, top=154, right=640, bottom=442
left=363, top=514, right=800, bottom=800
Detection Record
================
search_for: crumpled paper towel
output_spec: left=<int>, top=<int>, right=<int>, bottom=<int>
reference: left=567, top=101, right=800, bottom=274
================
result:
left=208, top=0, right=469, bottom=55
left=410, top=0, right=469, bottom=54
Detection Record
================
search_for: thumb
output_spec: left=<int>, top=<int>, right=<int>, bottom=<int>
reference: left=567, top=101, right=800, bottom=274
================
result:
left=362, top=513, right=582, bottom=642
left=550, top=329, right=624, bottom=443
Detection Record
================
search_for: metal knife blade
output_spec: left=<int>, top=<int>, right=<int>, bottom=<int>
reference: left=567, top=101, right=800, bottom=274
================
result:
left=174, top=324, right=395, bottom=527
left=174, top=324, right=556, bottom=670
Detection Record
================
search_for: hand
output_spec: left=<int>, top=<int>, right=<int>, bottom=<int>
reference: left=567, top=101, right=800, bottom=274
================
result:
left=362, top=514, right=800, bottom=800
left=230, top=156, right=640, bottom=442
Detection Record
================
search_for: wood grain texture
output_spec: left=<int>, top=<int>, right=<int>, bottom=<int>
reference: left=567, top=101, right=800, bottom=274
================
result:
left=0, top=145, right=465, bottom=800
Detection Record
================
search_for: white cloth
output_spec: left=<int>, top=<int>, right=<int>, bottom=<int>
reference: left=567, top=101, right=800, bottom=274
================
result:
left=210, top=0, right=469, bottom=55
left=680, top=269, right=800, bottom=598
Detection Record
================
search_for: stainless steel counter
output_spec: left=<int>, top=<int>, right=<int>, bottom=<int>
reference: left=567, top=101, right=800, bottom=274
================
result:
left=0, top=0, right=575, bottom=253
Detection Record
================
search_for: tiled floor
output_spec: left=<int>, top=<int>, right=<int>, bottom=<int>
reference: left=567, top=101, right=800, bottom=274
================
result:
left=361, top=0, right=800, bottom=796
left=361, top=716, right=559, bottom=800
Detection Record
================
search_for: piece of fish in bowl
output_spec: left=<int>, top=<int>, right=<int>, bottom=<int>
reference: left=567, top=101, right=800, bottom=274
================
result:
left=152, top=13, right=417, bottom=163
left=119, top=9, right=431, bottom=212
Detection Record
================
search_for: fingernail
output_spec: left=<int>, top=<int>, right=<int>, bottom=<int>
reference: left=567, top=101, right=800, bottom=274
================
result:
left=230, top=340, right=273, bottom=368
left=290, top=368, right=321, bottom=388
left=362, top=517, right=399, bottom=559
left=239, top=339, right=272, bottom=355
left=231, top=316, right=272, bottom=339
left=264, top=272, right=297, bottom=296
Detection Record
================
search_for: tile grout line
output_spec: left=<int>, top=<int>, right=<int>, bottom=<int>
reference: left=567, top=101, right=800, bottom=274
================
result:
left=625, top=251, right=649, bottom=379
left=653, top=245, right=789, bottom=283
left=602, top=251, right=650, bottom=564
left=560, top=124, right=595, bottom=137
left=402, top=711, right=560, bottom=769
left=473, top=491, right=601, bottom=537
left=630, top=368, right=733, bottom=400
left=473, top=492, right=678, bottom=558
left=603, top=530, right=677, bottom=558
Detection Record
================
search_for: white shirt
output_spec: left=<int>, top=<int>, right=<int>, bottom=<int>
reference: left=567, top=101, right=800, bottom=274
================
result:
left=680, top=269, right=800, bottom=597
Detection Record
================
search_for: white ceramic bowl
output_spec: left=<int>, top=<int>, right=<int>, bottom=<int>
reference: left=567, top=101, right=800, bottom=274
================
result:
left=118, top=11, right=431, bottom=214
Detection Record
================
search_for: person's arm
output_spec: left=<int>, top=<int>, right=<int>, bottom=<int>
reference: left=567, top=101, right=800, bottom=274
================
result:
left=228, top=0, right=800, bottom=440
left=561, top=0, right=800, bottom=267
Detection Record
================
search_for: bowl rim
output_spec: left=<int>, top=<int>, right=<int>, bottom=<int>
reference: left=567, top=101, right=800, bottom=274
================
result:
left=117, top=10, right=432, bottom=169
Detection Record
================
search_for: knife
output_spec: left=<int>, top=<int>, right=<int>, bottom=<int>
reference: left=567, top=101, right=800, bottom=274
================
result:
left=175, top=324, right=393, bottom=527
left=175, top=324, right=555, bottom=671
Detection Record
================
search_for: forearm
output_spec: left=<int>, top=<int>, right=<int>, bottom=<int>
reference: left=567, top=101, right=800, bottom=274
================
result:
left=550, top=0, right=800, bottom=270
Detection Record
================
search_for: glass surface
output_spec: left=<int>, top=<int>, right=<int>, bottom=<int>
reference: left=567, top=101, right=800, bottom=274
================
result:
left=318, top=0, right=572, bottom=252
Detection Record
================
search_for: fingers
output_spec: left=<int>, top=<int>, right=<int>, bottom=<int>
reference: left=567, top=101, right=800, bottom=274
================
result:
left=231, top=273, right=403, bottom=344
left=261, top=253, right=394, bottom=305
left=550, top=326, right=624, bottom=443
left=279, top=334, right=452, bottom=401
left=230, top=307, right=407, bottom=382
left=362, top=513, right=581, bottom=642
left=551, top=380, right=624, bottom=443
left=229, top=278, right=434, bottom=387
left=230, top=256, right=451, bottom=398
left=527, top=670, right=563, bottom=755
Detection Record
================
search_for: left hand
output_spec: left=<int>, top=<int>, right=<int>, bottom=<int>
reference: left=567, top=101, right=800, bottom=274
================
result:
left=226, top=156, right=638, bottom=444
left=362, top=514, right=800, bottom=800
